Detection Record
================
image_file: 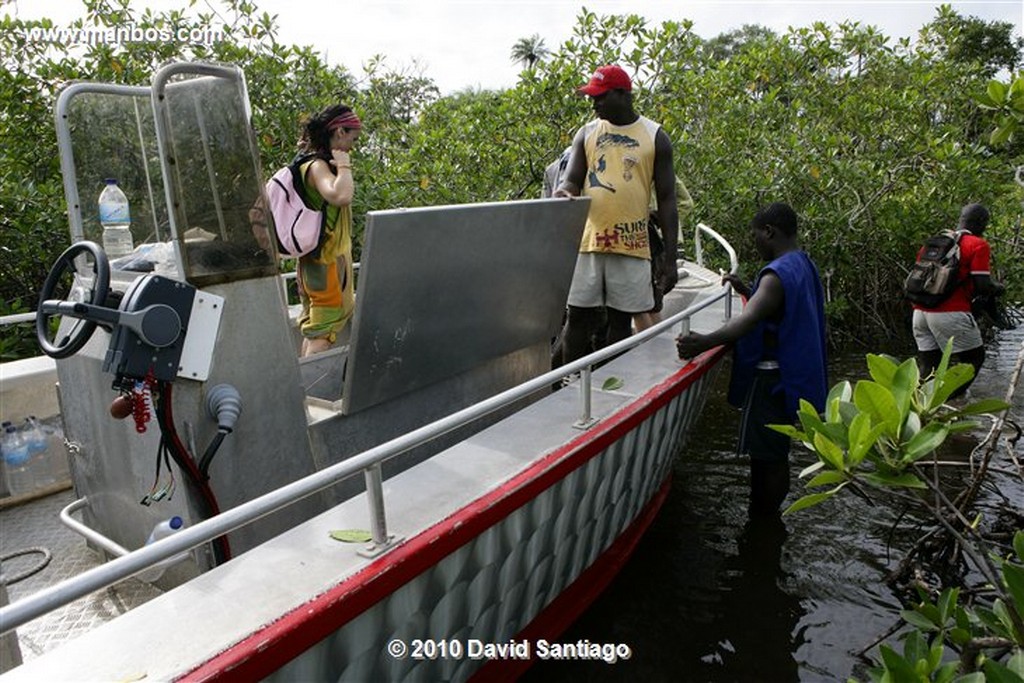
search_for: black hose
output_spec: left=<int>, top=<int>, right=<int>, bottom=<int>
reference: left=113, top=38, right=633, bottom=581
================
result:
left=198, top=431, right=227, bottom=481
left=0, top=547, right=52, bottom=585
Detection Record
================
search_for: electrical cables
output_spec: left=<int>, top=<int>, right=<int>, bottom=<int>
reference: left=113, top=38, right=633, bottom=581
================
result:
left=140, top=438, right=176, bottom=506
left=152, top=382, right=232, bottom=565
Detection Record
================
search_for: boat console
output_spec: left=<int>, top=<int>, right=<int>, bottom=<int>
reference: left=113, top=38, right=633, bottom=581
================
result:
left=43, top=62, right=587, bottom=582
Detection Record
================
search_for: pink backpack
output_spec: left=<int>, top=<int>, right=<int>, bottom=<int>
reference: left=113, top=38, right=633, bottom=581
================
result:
left=266, top=155, right=326, bottom=258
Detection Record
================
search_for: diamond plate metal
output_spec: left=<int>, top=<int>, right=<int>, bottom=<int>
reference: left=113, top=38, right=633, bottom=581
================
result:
left=0, top=490, right=161, bottom=661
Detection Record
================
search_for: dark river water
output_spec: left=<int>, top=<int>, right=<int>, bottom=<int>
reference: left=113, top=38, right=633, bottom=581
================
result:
left=525, top=326, right=1023, bottom=682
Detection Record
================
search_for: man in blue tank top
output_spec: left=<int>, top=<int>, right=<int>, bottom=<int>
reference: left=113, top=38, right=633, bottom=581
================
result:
left=676, top=203, right=828, bottom=516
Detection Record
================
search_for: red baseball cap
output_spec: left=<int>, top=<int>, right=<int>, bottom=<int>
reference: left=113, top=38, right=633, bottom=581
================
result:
left=577, top=65, right=632, bottom=96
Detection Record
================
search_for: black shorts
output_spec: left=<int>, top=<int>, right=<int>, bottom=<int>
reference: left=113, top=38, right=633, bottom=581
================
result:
left=737, top=368, right=791, bottom=463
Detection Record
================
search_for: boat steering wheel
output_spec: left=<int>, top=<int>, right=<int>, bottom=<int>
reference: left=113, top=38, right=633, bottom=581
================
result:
left=36, top=241, right=110, bottom=359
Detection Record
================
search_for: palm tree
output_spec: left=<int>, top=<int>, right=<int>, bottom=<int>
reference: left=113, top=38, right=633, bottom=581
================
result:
left=510, top=34, right=550, bottom=70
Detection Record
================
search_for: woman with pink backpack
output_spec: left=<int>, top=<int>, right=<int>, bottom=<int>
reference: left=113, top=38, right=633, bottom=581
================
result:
left=290, top=104, right=362, bottom=356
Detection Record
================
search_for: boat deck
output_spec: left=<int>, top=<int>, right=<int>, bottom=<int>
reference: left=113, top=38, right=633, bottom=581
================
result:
left=1, top=265, right=738, bottom=677
left=2, top=489, right=162, bottom=662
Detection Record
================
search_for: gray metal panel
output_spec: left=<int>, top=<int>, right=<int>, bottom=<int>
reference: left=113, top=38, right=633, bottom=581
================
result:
left=342, top=199, right=589, bottom=414
left=175, top=277, right=327, bottom=552
left=56, top=276, right=325, bottom=561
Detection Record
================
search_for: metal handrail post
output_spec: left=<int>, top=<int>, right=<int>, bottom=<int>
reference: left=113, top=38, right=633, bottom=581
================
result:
left=365, top=464, right=387, bottom=545
left=694, top=226, right=705, bottom=268
left=574, top=365, right=598, bottom=429
left=678, top=316, right=690, bottom=338
left=581, top=366, right=592, bottom=421
left=358, top=463, right=401, bottom=558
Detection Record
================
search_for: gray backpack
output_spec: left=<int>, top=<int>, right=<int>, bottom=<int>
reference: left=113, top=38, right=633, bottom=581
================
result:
left=903, top=230, right=966, bottom=307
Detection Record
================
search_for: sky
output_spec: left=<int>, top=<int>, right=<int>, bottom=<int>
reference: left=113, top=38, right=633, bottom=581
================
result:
left=7, top=1, right=1023, bottom=93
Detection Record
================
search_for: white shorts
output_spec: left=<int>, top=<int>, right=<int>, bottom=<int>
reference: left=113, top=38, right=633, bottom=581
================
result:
left=567, top=252, right=654, bottom=313
left=912, top=309, right=983, bottom=353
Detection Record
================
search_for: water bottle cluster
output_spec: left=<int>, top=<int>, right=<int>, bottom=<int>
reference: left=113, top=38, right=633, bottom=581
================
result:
left=1, top=417, right=59, bottom=497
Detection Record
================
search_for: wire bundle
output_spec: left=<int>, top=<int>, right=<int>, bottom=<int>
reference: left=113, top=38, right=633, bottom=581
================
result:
left=152, top=382, right=232, bottom=565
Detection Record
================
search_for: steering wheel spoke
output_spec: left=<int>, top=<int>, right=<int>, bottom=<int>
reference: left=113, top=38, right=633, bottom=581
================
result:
left=36, top=241, right=111, bottom=359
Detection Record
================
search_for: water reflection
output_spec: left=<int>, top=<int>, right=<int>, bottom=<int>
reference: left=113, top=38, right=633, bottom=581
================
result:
left=695, top=515, right=803, bottom=682
left=524, top=380, right=805, bottom=682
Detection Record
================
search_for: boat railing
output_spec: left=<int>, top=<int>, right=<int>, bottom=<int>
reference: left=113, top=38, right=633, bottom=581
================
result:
left=0, top=265, right=337, bottom=331
left=0, top=312, right=37, bottom=326
left=0, top=223, right=737, bottom=636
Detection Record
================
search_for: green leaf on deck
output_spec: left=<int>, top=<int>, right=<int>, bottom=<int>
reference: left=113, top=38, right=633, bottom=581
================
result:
left=602, top=377, right=624, bottom=391
left=330, top=529, right=373, bottom=543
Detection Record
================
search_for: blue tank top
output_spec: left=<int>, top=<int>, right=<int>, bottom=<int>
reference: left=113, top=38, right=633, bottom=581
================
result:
left=727, top=250, right=828, bottom=418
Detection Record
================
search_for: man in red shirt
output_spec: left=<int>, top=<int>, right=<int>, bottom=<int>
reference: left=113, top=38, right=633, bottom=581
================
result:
left=911, top=203, right=1005, bottom=396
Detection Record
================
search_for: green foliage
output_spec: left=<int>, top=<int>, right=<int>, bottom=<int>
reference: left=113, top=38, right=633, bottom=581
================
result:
left=873, top=630, right=958, bottom=683
left=0, top=301, right=39, bottom=362
left=777, top=339, right=1008, bottom=510
left=919, top=5, right=1024, bottom=76
left=864, top=534, right=1024, bottom=681
left=780, top=340, right=1022, bottom=680
left=510, top=34, right=550, bottom=69
left=975, top=75, right=1024, bottom=146
left=601, top=376, right=624, bottom=391
left=703, top=24, right=777, bottom=62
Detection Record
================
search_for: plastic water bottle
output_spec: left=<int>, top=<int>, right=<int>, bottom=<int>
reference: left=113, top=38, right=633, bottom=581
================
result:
left=1, top=422, right=11, bottom=496
left=21, top=417, right=47, bottom=456
left=21, top=416, right=54, bottom=487
left=2, top=425, right=34, bottom=496
left=41, top=417, right=69, bottom=484
left=138, top=516, right=189, bottom=582
left=98, top=178, right=134, bottom=258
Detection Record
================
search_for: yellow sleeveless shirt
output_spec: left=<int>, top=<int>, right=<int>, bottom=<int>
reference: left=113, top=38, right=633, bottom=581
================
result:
left=579, top=116, right=660, bottom=259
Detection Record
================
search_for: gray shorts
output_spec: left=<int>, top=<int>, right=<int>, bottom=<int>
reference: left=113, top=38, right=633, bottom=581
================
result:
left=912, top=309, right=983, bottom=353
left=567, top=252, right=654, bottom=313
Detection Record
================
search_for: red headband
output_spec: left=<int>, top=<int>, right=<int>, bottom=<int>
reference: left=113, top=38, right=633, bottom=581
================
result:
left=327, top=111, right=362, bottom=131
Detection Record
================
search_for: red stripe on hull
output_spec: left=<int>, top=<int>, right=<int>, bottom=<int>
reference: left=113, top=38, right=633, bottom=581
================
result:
left=468, top=476, right=672, bottom=682
left=183, top=348, right=725, bottom=682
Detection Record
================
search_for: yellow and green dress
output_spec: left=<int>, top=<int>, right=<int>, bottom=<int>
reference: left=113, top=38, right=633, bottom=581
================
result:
left=296, top=159, right=356, bottom=343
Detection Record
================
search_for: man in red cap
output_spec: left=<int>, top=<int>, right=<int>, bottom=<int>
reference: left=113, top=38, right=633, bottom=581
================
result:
left=555, top=65, right=678, bottom=364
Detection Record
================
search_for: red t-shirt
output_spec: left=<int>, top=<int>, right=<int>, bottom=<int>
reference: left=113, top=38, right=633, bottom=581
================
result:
left=913, top=232, right=991, bottom=312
